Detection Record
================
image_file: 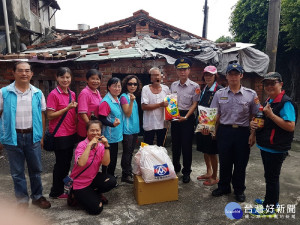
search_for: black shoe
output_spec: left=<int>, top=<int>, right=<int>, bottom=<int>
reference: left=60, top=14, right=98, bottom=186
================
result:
left=182, top=174, right=190, bottom=183
left=121, top=175, right=134, bottom=184
left=212, top=188, right=231, bottom=197
left=235, top=193, right=246, bottom=202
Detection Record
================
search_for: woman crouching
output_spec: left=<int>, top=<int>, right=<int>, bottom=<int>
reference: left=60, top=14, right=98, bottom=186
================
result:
left=70, top=120, right=116, bottom=215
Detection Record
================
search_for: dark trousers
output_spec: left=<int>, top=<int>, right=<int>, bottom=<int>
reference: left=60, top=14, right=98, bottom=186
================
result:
left=217, top=125, right=250, bottom=195
left=144, top=128, right=167, bottom=146
left=121, top=134, right=138, bottom=177
left=171, top=112, right=195, bottom=175
left=73, top=172, right=116, bottom=215
left=261, top=150, right=287, bottom=207
left=50, top=145, right=74, bottom=197
left=105, top=142, right=119, bottom=176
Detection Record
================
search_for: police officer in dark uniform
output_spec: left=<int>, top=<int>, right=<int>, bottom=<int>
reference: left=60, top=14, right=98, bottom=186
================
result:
left=170, top=57, right=200, bottom=183
left=210, top=63, right=259, bottom=202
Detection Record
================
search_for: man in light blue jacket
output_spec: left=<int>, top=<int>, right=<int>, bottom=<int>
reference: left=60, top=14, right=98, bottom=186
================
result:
left=0, top=62, right=50, bottom=209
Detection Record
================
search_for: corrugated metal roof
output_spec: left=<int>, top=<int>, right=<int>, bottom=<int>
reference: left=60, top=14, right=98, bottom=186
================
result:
left=76, top=48, right=143, bottom=61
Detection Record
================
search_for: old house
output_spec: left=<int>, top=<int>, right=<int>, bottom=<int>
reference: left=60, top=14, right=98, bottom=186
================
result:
left=0, top=10, right=268, bottom=102
left=0, top=0, right=60, bottom=53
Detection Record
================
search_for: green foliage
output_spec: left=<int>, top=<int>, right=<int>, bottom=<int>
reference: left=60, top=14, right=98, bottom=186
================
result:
left=280, top=0, right=300, bottom=50
left=229, top=0, right=269, bottom=51
left=215, top=35, right=234, bottom=43
left=229, top=0, right=300, bottom=52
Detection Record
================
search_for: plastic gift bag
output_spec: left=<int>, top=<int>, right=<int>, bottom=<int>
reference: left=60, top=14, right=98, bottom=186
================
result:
left=139, top=145, right=176, bottom=183
left=133, top=149, right=142, bottom=176
left=164, top=94, right=180, bottom=120
left=133, top=142, right=149, bottom=176
left=195, top=106, right=218, bottom=136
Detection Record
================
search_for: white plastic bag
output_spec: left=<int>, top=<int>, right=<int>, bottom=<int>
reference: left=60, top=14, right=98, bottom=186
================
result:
left=138, top=145, right=176, bottom=183
left=133, top=149, right=142, bottom=175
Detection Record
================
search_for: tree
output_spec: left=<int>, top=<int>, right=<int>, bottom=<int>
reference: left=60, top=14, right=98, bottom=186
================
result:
left=280, top=0, right=300, bottom=50
left=229, top=0, right=300, bottom=101
left=215, top=35, right=234, bottom=43
left=229, top=0, right=268, bottom=51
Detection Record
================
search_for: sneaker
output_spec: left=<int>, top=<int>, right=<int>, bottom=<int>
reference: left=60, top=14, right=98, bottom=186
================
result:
left=249, top=206, right=277, bottom=218
left=254, top=199, right=280, bottom=212
left=254, top=198, right=264, bottom=205
left=32, top=196, right=51, bottom=209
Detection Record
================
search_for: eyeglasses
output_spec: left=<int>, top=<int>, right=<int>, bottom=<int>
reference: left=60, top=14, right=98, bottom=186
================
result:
left=16, top=69, right=31, bottom=73
left=263, top=81, right=280, bottom=87
left=127, top=82, right=138, bottom=86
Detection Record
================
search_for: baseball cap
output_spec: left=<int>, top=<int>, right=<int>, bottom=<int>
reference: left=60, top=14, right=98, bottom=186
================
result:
left=203, top=65, right=217, bottom=74
left=262, top=72, right=282, bottom=82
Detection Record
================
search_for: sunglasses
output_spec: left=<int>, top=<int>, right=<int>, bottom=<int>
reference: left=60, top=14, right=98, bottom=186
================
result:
left=263, top=81, right=280, bottom=87
left=127, top=82, right=138, bottom=86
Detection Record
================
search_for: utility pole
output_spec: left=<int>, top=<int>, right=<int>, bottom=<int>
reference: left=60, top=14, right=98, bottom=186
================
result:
left=202, top=0, right=208, bottom=38
left=265, top=0, right=281, bottom=72
left=2, top=0, right=12, bottom=53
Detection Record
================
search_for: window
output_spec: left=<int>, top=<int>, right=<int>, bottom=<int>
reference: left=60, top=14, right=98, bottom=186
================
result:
left=30, top=0, right=40, bottom=17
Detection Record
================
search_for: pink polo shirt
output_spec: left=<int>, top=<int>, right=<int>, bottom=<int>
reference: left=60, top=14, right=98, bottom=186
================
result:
left=47, top=86, right=77, bottom=137
left=77, top=86, right=102, bottom=137
left=70, top=138, right=105, bottom=190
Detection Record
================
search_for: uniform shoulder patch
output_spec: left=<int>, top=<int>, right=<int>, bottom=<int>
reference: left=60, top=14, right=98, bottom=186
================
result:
left=195, top=88, right=201, bottom=95
left=254, top=96, right=260, bottom=105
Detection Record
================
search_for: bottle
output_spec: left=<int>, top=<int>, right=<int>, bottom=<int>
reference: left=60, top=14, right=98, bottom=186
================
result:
left=254, top=105, right=264, bottom=128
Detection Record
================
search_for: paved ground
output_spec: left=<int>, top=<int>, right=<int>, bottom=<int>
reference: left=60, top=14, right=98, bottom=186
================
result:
left=0, top=136, right=299, bottom=225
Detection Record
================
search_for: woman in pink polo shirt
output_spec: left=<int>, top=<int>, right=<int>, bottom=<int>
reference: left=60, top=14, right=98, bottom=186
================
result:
left=47, top=67, right=77, bottom=199
left=70, top=121, right=116, bottom=215
left=77, top=69, right=102, bottom=141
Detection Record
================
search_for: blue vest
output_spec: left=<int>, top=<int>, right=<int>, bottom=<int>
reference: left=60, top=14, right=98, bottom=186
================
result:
left=0, top=82, right=43, bottom=146
left=101, top=92, right=123, bottom=143
left=121, top=93, right=140, bottom=135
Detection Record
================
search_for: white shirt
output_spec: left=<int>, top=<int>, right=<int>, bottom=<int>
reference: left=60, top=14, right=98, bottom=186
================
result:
left=0, top=87, right=46, bottom=129
left=141, top=84, right=170, bottom=131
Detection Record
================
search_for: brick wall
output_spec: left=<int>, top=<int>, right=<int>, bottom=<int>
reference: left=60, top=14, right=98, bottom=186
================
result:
left=0, top=60, right=264, bottom=101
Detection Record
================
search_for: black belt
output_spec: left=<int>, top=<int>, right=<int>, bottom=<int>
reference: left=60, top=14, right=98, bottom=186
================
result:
left=16, top=128, right=32, bottom=133
left=219, top=124, right=249, bottom=129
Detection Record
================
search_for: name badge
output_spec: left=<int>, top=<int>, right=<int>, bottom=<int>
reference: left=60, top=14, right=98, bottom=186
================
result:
left=220, top=97, right=228, bottom=100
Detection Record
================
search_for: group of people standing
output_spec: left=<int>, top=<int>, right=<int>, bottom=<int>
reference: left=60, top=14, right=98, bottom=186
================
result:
left=0, top=58, right=296, bottom=217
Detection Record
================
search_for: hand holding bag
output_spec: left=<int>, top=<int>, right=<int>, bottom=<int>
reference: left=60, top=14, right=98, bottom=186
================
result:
left=43, top=89, right=72, bottom=151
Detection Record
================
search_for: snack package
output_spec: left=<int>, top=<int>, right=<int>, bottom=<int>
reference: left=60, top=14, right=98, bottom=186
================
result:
left=164, top=94, right=180, bottom=120
left=195, top=106, right=218, bottom=136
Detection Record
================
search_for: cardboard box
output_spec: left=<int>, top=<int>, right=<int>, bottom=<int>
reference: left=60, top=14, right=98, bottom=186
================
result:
left=134, top=175, right=178, bottom=205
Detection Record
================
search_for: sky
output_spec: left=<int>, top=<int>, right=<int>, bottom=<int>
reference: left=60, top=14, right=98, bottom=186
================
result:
left=55, top=0, right=238, bottom=42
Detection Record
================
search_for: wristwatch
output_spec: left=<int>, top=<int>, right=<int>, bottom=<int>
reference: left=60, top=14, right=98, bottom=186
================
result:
left=184, top=116, right=187, bottom=120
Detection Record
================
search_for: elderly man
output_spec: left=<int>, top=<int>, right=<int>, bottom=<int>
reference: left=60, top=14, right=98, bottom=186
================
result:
left=250, top=72, right=297, bottom=217
left=210, top=63, right=259, bottom=202
left=141, top=67, right=169, bottom=146
left=170, top=57, right=200, bottom=183
left=0, top=62, right=50, bottom=209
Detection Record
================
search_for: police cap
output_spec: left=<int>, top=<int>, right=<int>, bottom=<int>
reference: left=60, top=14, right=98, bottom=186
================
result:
left=175, top=57, right=192, bottom=69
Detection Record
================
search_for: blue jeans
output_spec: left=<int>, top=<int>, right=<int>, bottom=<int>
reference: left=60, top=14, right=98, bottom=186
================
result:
left=4, top=133, right=43, bottom=203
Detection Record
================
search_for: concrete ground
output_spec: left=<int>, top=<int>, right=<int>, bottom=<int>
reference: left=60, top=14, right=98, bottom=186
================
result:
left=0, top=135, right=299, bottom=225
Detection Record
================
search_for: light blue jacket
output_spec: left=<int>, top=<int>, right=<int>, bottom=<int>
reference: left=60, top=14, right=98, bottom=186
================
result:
left=0, top=82, right=43, bottom=146
left=120, top=93, right=140, bottom=135
left=101, top=92, right=123, bottom=143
